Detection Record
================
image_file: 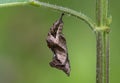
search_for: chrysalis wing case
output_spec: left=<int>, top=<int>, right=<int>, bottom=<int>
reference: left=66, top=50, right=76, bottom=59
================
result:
left=46, top=13, right=70, bottom=76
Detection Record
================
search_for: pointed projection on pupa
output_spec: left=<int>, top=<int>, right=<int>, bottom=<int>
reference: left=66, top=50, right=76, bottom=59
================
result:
left=46, top=13, right=70, bottom=76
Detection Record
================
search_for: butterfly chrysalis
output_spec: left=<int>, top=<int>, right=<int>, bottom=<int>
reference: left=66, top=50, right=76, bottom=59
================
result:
left=46, top=13, right=70, bottom=76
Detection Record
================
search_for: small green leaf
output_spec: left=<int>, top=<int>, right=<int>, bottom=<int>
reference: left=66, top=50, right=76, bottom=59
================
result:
left=0, top=0, right=30, bottom=7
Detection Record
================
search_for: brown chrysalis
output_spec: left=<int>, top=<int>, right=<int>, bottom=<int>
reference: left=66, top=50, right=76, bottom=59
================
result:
left=46, top=13, right=70, bottom=76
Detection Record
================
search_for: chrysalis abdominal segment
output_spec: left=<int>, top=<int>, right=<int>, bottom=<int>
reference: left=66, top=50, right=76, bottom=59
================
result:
left=46, top=13, right=70, bottom=76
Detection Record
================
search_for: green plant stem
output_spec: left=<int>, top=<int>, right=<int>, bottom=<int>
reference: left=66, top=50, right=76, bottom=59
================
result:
left=96, top=0, right=109, bottom=83
left=96, top=31, right=109, bottom=83
left=96, top=0, right=108, bottom=26
left=30, top=0, right=96, bottom=30
left=0, top=2, right=28, bottom=7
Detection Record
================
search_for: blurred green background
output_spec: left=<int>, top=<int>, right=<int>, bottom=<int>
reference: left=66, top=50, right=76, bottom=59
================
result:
left=0, top=0, right=119, bottom=83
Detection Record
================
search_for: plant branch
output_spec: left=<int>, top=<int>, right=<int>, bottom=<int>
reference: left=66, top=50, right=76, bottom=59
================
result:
left=29, top=0, right=96, bottom=30
left=0, top=2, right=28, bottom=7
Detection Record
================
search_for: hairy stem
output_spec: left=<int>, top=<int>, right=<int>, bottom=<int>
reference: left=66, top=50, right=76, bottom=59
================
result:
left=96, top=31, right=109, bottom=83
left=96, top=0, right=108, bottom=26
left=96, top=0, right=109, bottom=83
